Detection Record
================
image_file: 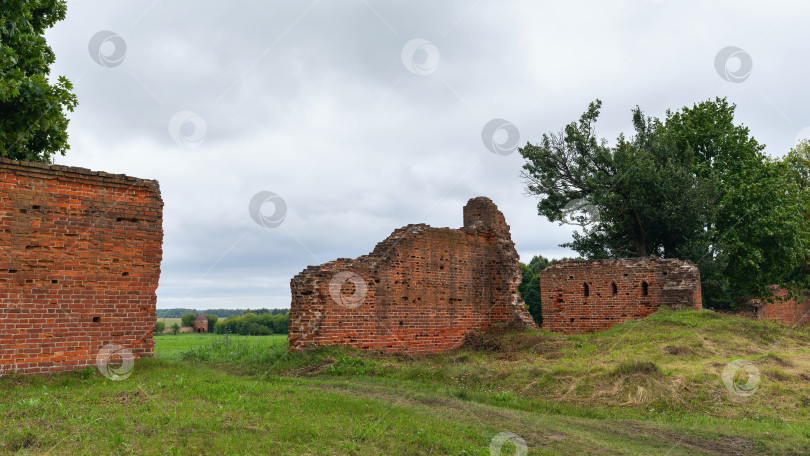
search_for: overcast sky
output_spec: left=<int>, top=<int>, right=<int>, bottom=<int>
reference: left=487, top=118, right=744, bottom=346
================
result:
left=45, top=1, right=810, bottom=310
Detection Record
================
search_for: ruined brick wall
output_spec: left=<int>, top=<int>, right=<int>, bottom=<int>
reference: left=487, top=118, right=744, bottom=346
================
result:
left=754, top=286, right=810, bottom=326
left=539, top=258, right=702, bottom=335
left=288, top=197, right=537, bottom=353
left=0, top=158, right=163, bottom=376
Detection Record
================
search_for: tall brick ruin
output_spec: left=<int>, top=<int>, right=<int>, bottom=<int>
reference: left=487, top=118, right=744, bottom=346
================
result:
left=539, top=258, right=702, bottom=334
left=288, top=197, right=537, bottom=353
left=0, top=158, right=163, bottom=376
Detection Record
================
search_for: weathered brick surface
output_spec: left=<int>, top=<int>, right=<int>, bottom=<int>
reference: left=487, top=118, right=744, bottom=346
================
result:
left=753, top=286, right=810, bottom=326
left=0, top=158, right=163, bottom=376
left=288, top=197, right=537, bottom=353
left=539, top=258, right=702, bottom=334
left=193, top=315, right=209, bottom=333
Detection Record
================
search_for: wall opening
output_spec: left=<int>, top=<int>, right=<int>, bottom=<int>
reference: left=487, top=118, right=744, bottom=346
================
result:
left=611, top=282, right=618, bottom=295
left=642, top=281, right=649, bottom=296
left=583, top=282, right=590, bottom=297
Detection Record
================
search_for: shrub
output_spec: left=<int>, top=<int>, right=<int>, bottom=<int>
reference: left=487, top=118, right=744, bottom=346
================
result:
left=155, top=321, right=166, bottom=333
left=181, top=313, right=196, bottom=327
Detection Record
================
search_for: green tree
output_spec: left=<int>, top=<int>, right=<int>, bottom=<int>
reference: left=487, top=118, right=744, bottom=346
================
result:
left=171, top=323, right=180, bottom=335
left=519, top=98, right=810, bottom=307
left=1, top=0, right=77, bottom=162
left=779, top=140, right=810, bottom=284
left=181, top=313, right=196, bottom=327
left=518, top=262, right=542, bottom=325
left=155, top=321, right=166, bottom=333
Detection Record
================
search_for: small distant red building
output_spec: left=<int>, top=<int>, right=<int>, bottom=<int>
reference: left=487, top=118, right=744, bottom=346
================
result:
left=193, top=315, right=209, bottom=333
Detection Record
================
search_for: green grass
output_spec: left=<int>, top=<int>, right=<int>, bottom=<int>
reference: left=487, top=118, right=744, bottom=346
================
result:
left=152, top=333, right=286, bottom=361
left=2, top=310, right=810, bottom=455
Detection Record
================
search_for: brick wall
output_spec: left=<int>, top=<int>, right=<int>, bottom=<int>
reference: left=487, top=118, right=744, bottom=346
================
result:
left=0, top=158, right=163, bottom=376
left=539, top=258, right=702, bottom=335
left=754, top=286, right=810, bottom=326
left=288, top=197, right=537, bottom=353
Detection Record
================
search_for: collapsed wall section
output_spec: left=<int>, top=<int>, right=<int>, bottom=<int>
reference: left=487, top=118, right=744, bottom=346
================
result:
left=0, top=158, right=163, bottom=376
left=288, top=197, right=537, bottom=353
left=539, top=258, right=702, bottom=334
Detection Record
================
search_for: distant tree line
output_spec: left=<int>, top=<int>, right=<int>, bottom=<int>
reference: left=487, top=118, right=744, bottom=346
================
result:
left=213, top=312, right=289, bottom=335
left=156, top=308, right=289, bottom=318
left=159, top=311, right=290, bottom=335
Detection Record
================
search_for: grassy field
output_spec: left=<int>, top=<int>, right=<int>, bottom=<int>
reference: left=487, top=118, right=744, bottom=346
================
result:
left=152, top=333, right=287, bottom=361
left=156, top=317, right=182, bottom=327
left=2, top=309, right=810, bottom=455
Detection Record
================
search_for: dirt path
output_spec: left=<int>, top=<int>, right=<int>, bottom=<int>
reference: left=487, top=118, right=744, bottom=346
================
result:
left=303, top=379, right=763, bottom=456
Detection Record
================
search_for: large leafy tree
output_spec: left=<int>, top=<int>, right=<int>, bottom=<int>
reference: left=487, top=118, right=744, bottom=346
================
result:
left=519, top=98, right=810, bottom=307
left=781, top=140, right=810, bottom=281
left=1, top=0, right=77, bottom=162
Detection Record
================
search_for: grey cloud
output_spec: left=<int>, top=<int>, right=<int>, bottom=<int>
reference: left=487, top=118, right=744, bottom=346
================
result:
left=43, top=0, right=810, bottom=309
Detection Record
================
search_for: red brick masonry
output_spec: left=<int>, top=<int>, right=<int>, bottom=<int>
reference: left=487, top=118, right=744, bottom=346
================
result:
left=0, top=158, right=163, bottom=376
left=539, top=258, right=702, bottom=334
left=754, top=286, right=810, bottom=326
left=288, top=197, right=537, bottom=353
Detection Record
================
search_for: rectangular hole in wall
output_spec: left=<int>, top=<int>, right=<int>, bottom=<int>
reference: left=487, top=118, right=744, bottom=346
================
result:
left=92, top=317, right=101, bottom=323
left=52, top=280, right=58, bottom=284
left=121, top=272, right=129, bottom=276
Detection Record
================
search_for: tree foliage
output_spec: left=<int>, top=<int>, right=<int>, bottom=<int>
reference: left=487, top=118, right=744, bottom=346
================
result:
left=518, top=255, right=576, bottom=325
left=213, top=312, right=289, bottom=335
left=0, top=0, right=77, bottom=162
left=181, top=313, right=196, bottom=328
left=519, top=98, right=810, bottom=307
